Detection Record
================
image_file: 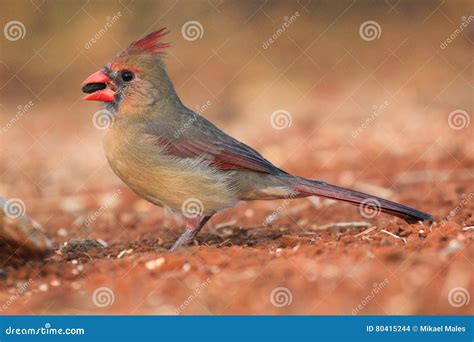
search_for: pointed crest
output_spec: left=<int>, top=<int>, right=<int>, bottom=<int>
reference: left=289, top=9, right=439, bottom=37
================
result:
left=126, top=28, right=171, bottom=53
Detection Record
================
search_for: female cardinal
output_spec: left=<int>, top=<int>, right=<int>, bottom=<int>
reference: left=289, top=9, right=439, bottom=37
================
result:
left=82, top=29, right=432, bottom=251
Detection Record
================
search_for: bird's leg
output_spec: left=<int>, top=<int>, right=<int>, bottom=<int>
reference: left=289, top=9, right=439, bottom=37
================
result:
left=169, top=215, right=213, bottom=251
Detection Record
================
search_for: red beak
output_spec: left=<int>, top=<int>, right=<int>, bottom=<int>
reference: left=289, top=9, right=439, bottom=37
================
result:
left=81, top=70, right=116, bottom=102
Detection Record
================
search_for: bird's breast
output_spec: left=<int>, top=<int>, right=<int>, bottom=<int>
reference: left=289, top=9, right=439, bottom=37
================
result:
left=102, top=124, right=237, bottom=214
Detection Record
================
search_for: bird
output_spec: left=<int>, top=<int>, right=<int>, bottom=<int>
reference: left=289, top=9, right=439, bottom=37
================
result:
left=82, top=29, right=433, bottom=251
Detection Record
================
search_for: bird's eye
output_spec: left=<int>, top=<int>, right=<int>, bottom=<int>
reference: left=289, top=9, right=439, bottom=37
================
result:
left=121, top=70, right=134, bottom=82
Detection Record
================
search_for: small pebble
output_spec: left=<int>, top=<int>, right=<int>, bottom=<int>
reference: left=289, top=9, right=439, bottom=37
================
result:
left=97, top=239, right=108, bottom=247
left=182, top=263, right=191, bottom=272
left=145, top=257, right=165, bottom=270
left=209, top=266, right=221, bottom=274
left=244, top=209, right=254, bottom=218
left=441, top=239, right=464, bottom=256
left=117, top=250, right=127, bottom=259
left=57, top=228, right=68, bottom=237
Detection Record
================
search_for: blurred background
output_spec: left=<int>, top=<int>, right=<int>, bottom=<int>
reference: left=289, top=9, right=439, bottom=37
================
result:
left=0, top=0, right=472, bottom=315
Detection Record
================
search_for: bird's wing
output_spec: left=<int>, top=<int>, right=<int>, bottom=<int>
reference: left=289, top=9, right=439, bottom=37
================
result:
left=146, top=112, right=286, bottom=175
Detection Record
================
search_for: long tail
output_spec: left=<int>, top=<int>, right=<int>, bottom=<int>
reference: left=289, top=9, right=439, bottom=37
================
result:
left=293, top=177, right=433, bottom=224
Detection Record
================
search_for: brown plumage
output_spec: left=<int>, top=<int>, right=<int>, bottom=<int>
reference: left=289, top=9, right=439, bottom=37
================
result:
left=82, top=29, right=433, bottom=251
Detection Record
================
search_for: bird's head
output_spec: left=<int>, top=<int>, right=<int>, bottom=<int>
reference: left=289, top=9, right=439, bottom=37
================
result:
left=82, top=28, right=178, bottom=114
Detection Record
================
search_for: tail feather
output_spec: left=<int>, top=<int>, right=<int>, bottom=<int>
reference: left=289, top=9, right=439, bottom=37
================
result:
left=294, top=178, right=433, bottom=224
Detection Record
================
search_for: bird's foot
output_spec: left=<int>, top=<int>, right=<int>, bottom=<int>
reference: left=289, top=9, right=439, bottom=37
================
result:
left=169, top=227, right=196, bottom=252
left=169, top=215, right=213, bottom=252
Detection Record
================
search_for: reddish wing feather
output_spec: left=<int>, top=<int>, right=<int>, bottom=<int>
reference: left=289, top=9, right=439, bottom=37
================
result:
left=156, top=138, right=278, bottom=174
left=211, top=149, right=271, bottom=172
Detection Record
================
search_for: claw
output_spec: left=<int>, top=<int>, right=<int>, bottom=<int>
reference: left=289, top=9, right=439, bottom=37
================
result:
left=169, top=215, right=212, bottom=251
